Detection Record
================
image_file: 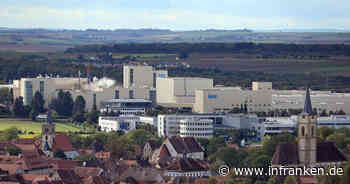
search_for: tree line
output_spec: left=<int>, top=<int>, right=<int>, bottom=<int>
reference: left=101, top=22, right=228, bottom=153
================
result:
left=66, top=42, right=350, bottom=57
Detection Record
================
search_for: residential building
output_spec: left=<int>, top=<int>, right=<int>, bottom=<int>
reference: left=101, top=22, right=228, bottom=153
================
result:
left=143, top=140, right=161, bottom=161
left=164, top=137, right=204, bottom=160
left=157, top=77, right=213, bottom=106
left=123, top=65, right=168, bottom=88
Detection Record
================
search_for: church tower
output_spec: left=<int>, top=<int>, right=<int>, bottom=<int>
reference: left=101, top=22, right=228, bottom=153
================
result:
left=42, top=104, right=56, bottom=156
left=298, top=87, right=317, bottom=166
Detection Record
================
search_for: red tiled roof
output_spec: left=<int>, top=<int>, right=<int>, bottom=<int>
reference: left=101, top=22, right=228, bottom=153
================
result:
left=317, top=142, right=348, bottom=163
left=52, top=134, right=74, bottom=152
left=165, top=158, right=210, bottom=171
left=22, top=174, right=49, bottom=182
left=82, top=176, right=110, bottom=184
left=272, top=142, right=348, bottom=166
left=159, top=144, right=171, bottom=158
left=271, top=143, right=299, bottom=166
left=168, top=137, right=203, bottom=154
left=0, top=164, right=19, bottom=175
left=18, top=150, right=51, bottom=170
left=49, top=159, right=79, bottom=169
left=299, top=176, right=317, bottom=184
left=94, top=152, right=110, bottom=160
left=77, top=149, right=94, bottom=156
left=56, top=169, right=82, bottom=184
left=74, top=167, right=103, bottom=178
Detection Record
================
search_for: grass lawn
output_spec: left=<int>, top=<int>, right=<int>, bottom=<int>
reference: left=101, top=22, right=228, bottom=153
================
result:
left=0, top=120, right=84, bottom=135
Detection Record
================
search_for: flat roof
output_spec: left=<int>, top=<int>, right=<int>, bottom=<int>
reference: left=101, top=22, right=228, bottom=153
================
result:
left=103, top=99, right=152, bottom=103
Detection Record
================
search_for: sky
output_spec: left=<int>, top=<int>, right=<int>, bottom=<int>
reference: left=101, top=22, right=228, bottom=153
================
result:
left=0, top=0, right=349, bottom=30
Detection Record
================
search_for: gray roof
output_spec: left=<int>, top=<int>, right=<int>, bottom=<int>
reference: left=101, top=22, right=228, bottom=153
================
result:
left=303, top=88, right=313, bottom=114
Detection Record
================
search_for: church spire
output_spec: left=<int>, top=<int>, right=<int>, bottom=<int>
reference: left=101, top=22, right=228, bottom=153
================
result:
left=303, top=87, right=313, bottom=114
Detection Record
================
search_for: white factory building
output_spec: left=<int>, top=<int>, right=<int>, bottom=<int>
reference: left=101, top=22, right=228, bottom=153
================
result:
left=123, top=65, right=168, bottom=89
left=318, top=115, right=350, bottom=129
left=193, top=85, right=272, bottom=113
left=10, top=64, right=350, bottom=116
left=272, top=90, right=350, bottom=114
left=98, top=115, right=157, bottom=133
left=98, top=116, right=137, bottom=133
left=179, top=118, right=214, bottom=138
left=157, top=113, right=263, bottom=139
left=156, top=77, right=213, bottom=106
left=100, top=99, right=152, bottom=116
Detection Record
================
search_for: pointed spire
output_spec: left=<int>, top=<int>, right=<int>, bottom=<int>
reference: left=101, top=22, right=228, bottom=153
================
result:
left=303, top=87, right=313, bottom=114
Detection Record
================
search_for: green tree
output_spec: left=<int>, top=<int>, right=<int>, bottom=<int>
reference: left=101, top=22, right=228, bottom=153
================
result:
left=318, top=127, right=335, bottom=140
left=6, top=145, right=21, bottom=155
left=263, top=133, right=296, bottom=157
left=208, top=177, right=218, bottom=184
left=266, top=177, right=278, bottom=184
left=283, top=176, right=297, bottom=184
left=327, top=133, right=350, bottom=150
left=207, top=137, right=226, bottom=155
left=30, top=91, right=45, bottom=121
left=73, top=95, right=86, bottom=115
left=12, top=97, right=26, bottom=118
left=341, top=164, right=350, bottom=184
left=0, top=88, right=12, bottom=105
left=31, top=91, right=45, bottom=113
left=0, top=127, right=19, bottom=141
left=54, top=148, right=67, bottom=159
left=86, top=108, right=99, bottom=124
left=106, top=136, right=134, bottom=160
left=124, top=129, right=155, bottom=147
left=52, top=90, right=74, bottom=117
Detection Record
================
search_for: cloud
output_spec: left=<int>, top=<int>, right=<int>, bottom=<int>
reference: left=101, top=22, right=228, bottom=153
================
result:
left=0, top=1, right=349, bottom=30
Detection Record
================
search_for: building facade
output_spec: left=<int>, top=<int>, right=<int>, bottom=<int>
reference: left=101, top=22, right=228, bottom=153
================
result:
left=158, top=114, right=262, bottom=139
left=98, top=116, right=137, bottom=133
left=123, top=65, right=168, bottom=88
left=193, top=84, right=272, bottom=114
left=179, top=118, right=213, bottom=138
left=100, top=99, right=152, bottom=116
left=156, top=77, right=213, bottom=106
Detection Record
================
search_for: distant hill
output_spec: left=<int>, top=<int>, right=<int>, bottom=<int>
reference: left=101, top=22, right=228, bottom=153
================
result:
left=0, top=28, right=350, bottom=52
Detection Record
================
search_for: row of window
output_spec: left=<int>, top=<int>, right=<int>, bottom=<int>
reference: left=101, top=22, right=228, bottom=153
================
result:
left=180, top=128, right=213, bottom=131
left=180, top=133, right=213, bottom=137
left=179, top=123, right=212, bottom=126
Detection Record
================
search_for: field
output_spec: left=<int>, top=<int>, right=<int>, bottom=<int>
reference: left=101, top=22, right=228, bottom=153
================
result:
left=1, top=29, right=350, bottom=52
left=0, top=119, right=87, bottom=138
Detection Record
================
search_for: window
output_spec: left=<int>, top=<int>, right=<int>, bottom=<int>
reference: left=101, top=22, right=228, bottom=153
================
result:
left=153, top=73, right=156, bottom=88
left=129, top=90, right=134, bottom=99
left=39, top=81, right=44, bottom=95
left=114, top=90, right=119, bottom=99
left=301, top=126, right=305, bottom=136
left=130, top=69, right=134, bottom=85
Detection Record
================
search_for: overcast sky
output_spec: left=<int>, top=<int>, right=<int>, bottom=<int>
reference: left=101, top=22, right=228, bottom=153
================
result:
left=1, top=0, right=349, bottom=30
